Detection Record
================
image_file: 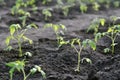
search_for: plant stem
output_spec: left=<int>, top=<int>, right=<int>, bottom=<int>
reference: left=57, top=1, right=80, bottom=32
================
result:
left=76, top=47, right=83, bottom=72
left=25, top=72, right=31, bottom=80
left=72, top=44, right=83, bottom=72
left=111, top=31, right=115, bottom=54
left=111, top=39, right=115, bottom=54
left=18, top=39, right=22, bottom=57
left=22, top=68, right=26, bottom=80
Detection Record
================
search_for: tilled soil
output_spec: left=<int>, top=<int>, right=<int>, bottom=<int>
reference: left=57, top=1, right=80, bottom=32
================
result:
left=1, top=1, right=120, bottom=80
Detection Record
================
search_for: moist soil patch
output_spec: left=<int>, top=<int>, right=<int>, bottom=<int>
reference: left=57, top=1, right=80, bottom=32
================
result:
left=1, top=1, right=120, bottom=80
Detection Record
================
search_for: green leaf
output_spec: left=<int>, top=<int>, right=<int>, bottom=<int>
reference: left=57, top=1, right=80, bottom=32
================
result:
left=24, top=52, right=32, bottom=57
left=95, top=33, right=102, bottom=42
left=26, top=23, right=38, bottom=29
left=10, top=25, right=16, bottom=35
left=60, top=24, right=66, bottom=30
left=88, top=40, right=96, bottom=50
left=100, top=18, right=106, bottom=26
left=5, top=36, right=11, bottom=46
left=30, top=68, right=37, bottom=74
left=6, top=62, right=16, bottom=67
left=80, top=3, right=88, bottom=13
left=104, top=48, right=110, bottom=53
left=82, top=58, right=92, bottom=64
left=9, top=67, right=15, bottom=80
left=40, top=70, right=46, bottom=79
left=4, top=46, right=13, bottom=51
left=22, top=36, right=33, bottom=44
left=82, top=40, right=88, bottom=48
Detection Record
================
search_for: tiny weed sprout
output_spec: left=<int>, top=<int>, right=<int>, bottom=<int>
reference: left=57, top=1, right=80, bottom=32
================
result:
left=44, top=23, right=67, bottom=48
left=42, top=8, right=52, bottom=21
left=70, top=38, right=96, bottom=72
left=5, top=24, right=37, bottom=57
left=6, top=60, right=46, bottom=80
left=95, top=25, right=120, bottom=54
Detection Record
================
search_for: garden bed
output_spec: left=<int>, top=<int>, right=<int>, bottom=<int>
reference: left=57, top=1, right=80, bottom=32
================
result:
left=1, top=0, right=120, bottom=80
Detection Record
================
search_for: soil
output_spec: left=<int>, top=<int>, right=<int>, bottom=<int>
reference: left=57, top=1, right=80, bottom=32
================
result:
left=1, top=1, right=120, bottom=80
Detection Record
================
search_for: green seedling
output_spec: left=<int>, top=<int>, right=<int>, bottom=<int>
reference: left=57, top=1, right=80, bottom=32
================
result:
left=113, top=1, right=120, bottom=8
left=42, top=8, right=52, bottom=21
left=19, top=12, right=31, bottom=27
left=11, top=0, right=36, bottom=15
left=42, top=0, right=52, bottom=4
left=105, top=0, right=111, bottom=8
left=95, top=25, right=120, bottom=54
left=57, top=0, right=64, bottom=5
left=80, top=3, right=88, bottom=13
left=5, top=24, right=37, bottom=57
left=70, top=38, right=96, bottom=72
left=92, top=2, right=100, bottom=11
left=87, top=18, right=106, bottom=34
left=6, top=60, right=46, bottom=80
left=67, top=0, right=75, bottom=4
left=62, top=5, right=70, bottom=16
left=44, top=23, right=67, bottom=48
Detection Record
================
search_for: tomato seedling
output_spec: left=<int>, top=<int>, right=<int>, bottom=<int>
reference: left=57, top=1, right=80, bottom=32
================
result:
left=95, top=25, right=120, bottom=54
left=5, top=24, right=37, bottom=57
left=70, top=38, right=96, bottom=72
left=44, top=23, right=67, bottom=48
left=6, top=60, right=46, bottom=80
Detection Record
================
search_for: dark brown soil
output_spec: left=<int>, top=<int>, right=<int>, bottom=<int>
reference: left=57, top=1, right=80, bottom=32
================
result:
left=1, top=1, right=120, bottom=80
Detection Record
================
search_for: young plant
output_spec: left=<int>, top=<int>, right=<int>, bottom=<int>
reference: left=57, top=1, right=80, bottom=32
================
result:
left=19, top=12, right=31, bottom=27
left=62, top=5, right=70, bottom=16
left=95, top=25, right=120, bottom=54
left=92, top=2, right=100, bottom=11
left=6, top=60, right=46, bottom=80
left=11, top=0, right=36, bottom=15
left=70, top=38, right=96, bottom=72
left=44, top=23, right=66, bottom=48
left=42, top=0, right=52, bottom=5
left=5, top=24, right=37, bottom=57
left=42, top=8, right=52, bottom=21
left=87, top=18, right=106, bottom=34
left=113, top=1, right=120, bottom=8
left=80, top=2, right=88, bottom=14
